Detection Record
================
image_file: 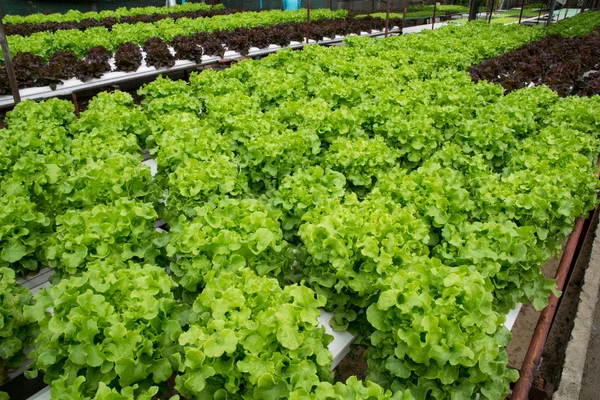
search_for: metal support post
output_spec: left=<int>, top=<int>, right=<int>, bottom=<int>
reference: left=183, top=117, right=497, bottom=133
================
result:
left=0, top=3, right=20, bottom=105
left=401, top=0, right=409, bottom=33
left=518, top=0, right=526, bottom=23
left=385, top=0, right=391, bottom=37
left=546, top=0, right=557, bottom=25
left=469, top=0, right=481, bottom=21
left=306, top=0, right=311, bottom=44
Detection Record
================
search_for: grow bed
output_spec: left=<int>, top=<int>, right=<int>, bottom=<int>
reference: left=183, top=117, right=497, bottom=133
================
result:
left=0, top=26, right=407, bottom=108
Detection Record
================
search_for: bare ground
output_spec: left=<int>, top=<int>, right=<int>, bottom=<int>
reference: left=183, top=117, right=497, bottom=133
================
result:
left=580, top=286, right=600, bottom=400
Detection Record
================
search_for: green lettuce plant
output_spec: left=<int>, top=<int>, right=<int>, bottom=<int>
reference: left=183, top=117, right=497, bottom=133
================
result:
left=365, top=258, right=518, bottom=400
left=43, top=199, right=167, bottom=276
left=299, top=193, right=431, bottom=330
left=166, top=197, right=292, bottom=293
left=0, top=268, right=36, bottom=384
left=25, top=260, right=186, bottom=398
left=176, top=268, right=333, bottom=399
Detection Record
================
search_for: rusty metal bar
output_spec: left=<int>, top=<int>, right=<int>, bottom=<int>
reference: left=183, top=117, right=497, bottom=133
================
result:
left=306, top=0, right=311, bottom=44
left=511, top=217, right=586, bottom=399
left=518, top=0, right=526, bottom=23
left=71, top=92, right=80, bottom=118
left=0, top=2, right=20, bottom=106
left=431, top=1, right=437, bottom=30
left=385, top=0, right=391, bottom=37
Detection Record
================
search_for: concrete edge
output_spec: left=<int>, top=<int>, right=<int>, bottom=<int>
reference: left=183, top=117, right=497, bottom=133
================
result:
left=554, top=220, right=600, bottom=400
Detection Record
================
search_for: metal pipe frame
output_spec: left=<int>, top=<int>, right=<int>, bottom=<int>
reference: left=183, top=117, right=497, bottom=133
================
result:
left=518, top=0, right=526, bottom=24
left=469, top=0, right=481, bottom=21
left=385, top=0, right=391, bottom=37
left=431, top=1, right=438, bottom=30
left=561, top=0, right=571, bottom=20
left=0, top=2, right=20, bottom=105
left=306, top=0, right=311, bottom=44
left=536, top=0, right=547, bottom=23
left=401, top=0, right=409, bottom=33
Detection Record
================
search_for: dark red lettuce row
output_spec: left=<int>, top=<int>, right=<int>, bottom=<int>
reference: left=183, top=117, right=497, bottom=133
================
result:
left=79, top=47, right=112, bottom=81
left=0, top=16, right=399, bottom=95
left=4, top=8, right=240, bottom=37
left=0, top=46, right=111, bottom=91
left=580, top=72, right=600, bottom=97
left=144, top=37, right=176, bottom=69
left=193, top=16, right=403, bottom=57
left=115, top=42, right=143, bottom=72
left=469, top=27, right=600, bottom=97
left=172, top=36, right=204, bottom=63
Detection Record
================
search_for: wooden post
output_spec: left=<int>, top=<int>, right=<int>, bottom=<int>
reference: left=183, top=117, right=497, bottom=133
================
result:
left=432, top=1, right=437, bottom=30
left=0, top=2, right=20, bottom=106
left=385, top=0, right=391, bottom=37
left=488, top=0, right=494, bottom=22
left=329, top=0, right=332, bottom=11
left=306, top=0, right=311, bottom=44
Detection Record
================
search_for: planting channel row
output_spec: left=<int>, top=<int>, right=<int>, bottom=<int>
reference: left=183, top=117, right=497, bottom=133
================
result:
left=3, top=8, right=240, bottom=37
left=0, top=16, right=402, bottom=95
left=4, top=9, right=346, bottom=60
left=2, top=2, right=217, bottom=24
